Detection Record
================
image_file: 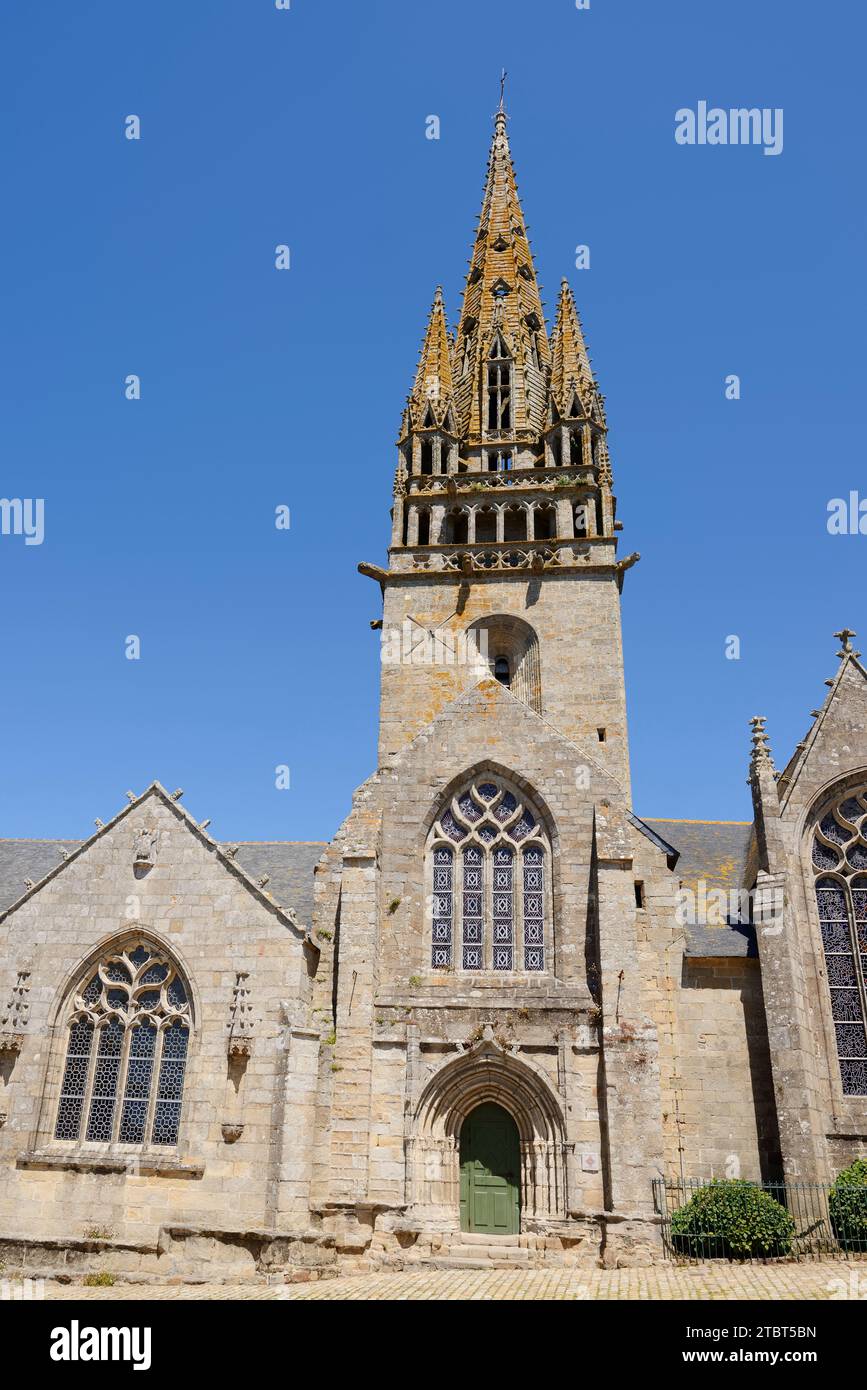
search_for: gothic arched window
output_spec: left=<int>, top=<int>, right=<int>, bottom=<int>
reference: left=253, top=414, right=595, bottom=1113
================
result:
left=54, top=940, right=192, bottom=1147
left=487, top=335, right=512, bottom=432
left=812, top=788, right=867, bottom=1095
left=445, top=508, right=468, bottom=544
left=428, top=775, right=550, bottom=973
left=535, top=503, right=556, bottom=541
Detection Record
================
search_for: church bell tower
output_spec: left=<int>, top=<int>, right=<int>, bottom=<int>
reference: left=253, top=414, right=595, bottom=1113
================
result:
left=361, top=101, right=637, bottom=798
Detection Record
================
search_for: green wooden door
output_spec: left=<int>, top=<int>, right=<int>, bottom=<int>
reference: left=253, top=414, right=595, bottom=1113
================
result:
left=459, top=1102, right=520, bottom=1235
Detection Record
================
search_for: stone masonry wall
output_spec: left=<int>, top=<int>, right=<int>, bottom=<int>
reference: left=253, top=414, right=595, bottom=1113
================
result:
left=0, top=791, right=318, bottom=1248
left=312, top=677, right=664, bottom=1262
left=632, top=830, right=779, bottom=1185
left=378, top=570, right=631, bottom=795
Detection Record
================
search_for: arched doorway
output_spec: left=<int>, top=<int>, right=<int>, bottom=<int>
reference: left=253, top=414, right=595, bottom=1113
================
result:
left=459, top=1101, right=520, bottom=1234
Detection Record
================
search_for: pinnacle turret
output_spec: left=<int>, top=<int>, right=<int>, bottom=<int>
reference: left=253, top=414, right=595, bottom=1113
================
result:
left=405, top=287, right=455, bottom=433
left=749, top=716, right=777, bottom=775
left=550, top=279, right=603, bottom=425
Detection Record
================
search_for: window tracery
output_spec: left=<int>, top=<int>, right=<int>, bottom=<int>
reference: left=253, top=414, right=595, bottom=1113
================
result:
left=428, top=775, right=549, bottom=972
left=54, top=941, right=191, bottom=1146
left=812, top=789, right=867, bottom=1095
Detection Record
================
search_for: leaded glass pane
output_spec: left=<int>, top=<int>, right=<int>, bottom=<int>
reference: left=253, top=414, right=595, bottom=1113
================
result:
left=441, top=810, right=466, bottom=842
left=523, top=847, right=544, bottom=970
left=462, top=847, right=484, bottom=970
left=81, top=976, right=101, bottom=1006
left=816, top=883, right=847, bottom=918
left=85, top=1019, right=124, bottom=1142
left=492, top=846, right=513, bottom=970
left=152, top=1025, right=189, bottom=1146
left=431, top=845, right=453, bottom=967
left=813, top=841, right=840, bottom=870
left=827, top=953, right=858, bottom=987
left=836, top=1023, right=867, bottom=1059
left=840, top=1059, right=867, bottom=1094
left=119, top=1023, right=157, bottom=1144
left=831, top=988, right=863, bottom=1022
left=820, top=813, right=850, bottom=846
left=821, top=920, right=851, bottom=951
left=167, top=978, right=187, bottom=1009
left=54, top=1018, right=94, bottom=1141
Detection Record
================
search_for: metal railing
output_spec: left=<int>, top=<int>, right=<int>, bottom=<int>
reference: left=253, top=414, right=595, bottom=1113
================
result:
left=652, top=1177, right=867, bottom=1261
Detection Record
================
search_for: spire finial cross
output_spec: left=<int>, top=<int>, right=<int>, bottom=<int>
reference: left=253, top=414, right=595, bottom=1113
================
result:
left=498, top=68, right=508, bottom=114
left=834, top=628, right=860, bottom=658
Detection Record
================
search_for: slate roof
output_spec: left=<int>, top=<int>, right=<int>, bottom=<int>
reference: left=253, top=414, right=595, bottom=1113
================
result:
left=0, top=840, right=81, bottom=914
left=643, top=819, right=753, bottom=894
left=0, top=837, right=327, bottom=929
left=683, top=923, right=757, bottom=959
left=232, top=842, right=326, bottom=928
left=643, top=818, right=756, bottom=960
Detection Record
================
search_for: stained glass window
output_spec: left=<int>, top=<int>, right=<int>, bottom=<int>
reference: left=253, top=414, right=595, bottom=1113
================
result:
left=491, top=846, right=514, bottom=971
left=54, top=942, right=191, bottom=1147
left=428, top=775, right=549, bottom=972
left=55, top=1019, right=93, bottom=1141
left=462, top=847, right=484, bottom=970
left=813, top=789, right=867, bottom=1095
left=431, top=845, right=454, bottom=968
left=523, top=846, right=545, bottom=971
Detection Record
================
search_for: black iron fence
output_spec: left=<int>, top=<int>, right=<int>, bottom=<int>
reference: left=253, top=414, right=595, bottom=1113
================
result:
left=653, top=1177, right=867, bottom=1261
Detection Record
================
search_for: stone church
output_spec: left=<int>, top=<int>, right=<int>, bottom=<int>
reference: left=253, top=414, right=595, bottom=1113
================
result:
left=1, top=107, right=866, bottom=1281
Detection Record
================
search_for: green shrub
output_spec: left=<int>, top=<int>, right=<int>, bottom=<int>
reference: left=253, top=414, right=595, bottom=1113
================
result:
left=83, top=1272, right=115, bottom=1287
left=670, top=1180, right=795, bottom=1259
left=829, top=1158, right=867, bottom=1251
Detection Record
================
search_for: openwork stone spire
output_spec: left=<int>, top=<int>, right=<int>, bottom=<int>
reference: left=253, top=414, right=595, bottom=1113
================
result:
left=380, top=100, right=623, bottom=588
left=407, top=286, right=455, bottom=432
left=452, top=108, right=550, bottom=443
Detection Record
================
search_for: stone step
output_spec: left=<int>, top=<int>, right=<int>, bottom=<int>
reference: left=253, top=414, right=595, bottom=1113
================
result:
left=429, top=1255, right=533, bottom=1271
left=450, top=1246, right=531, bottom=1263
left=459, top=1232, right=521, bottom=1247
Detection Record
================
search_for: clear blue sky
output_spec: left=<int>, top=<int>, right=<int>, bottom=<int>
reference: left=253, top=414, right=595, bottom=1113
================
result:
left=1, top=0, right=864, bottom=842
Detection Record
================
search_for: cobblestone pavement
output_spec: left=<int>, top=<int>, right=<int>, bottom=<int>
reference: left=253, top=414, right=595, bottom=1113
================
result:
left=29, top=1262, right=865, bottom=1301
